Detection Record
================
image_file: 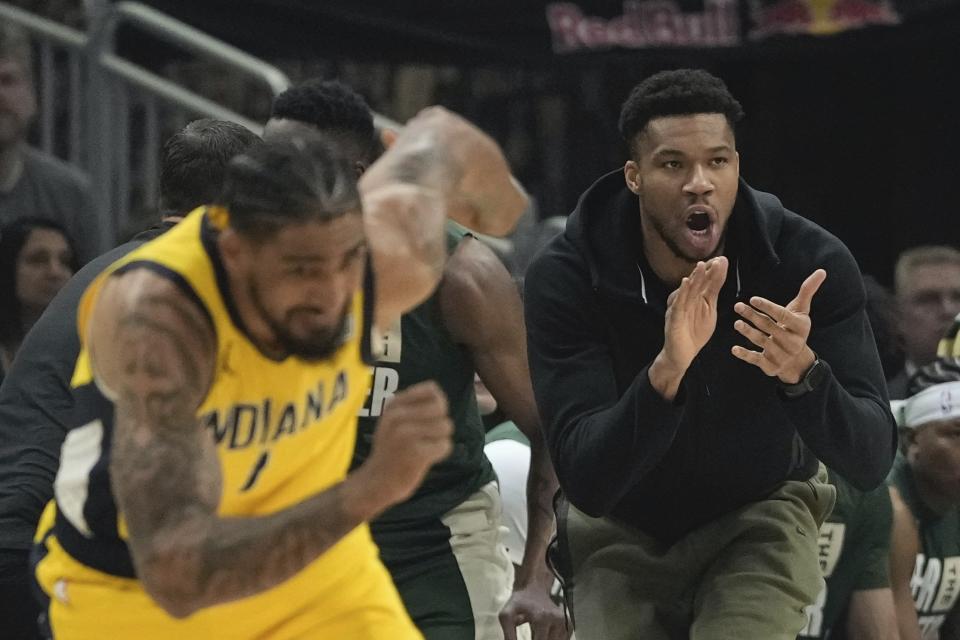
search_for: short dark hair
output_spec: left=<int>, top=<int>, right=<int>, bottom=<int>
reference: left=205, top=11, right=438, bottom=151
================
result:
left=158, top=119, right=261, bottom=217
left=619, top=69, right=744, bottom=157
left=0, top=217, right=79, bottom=345
left=894, top=245, right=960, bottom=296
left=0, top=22, right=32, bottom=70
left=270, top=79, right=379, bottom=164
left=907, top=358, right=960, bottom=397
left=218, top=134, right=360, bottom=239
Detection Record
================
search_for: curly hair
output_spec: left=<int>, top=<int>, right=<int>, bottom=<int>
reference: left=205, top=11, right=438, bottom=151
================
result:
left=217, top=134, right=360, bottom=239
left=270, top=79, right=379, bottom=164
left=618, top=69, right=744, bottom=157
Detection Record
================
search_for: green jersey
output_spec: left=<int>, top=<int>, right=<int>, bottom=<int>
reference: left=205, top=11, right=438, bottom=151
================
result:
left=890, top=455, right=960, bottom=639
left=352, top=221, right=495, bottom=525
left=799, top=469, right=893, bottom=639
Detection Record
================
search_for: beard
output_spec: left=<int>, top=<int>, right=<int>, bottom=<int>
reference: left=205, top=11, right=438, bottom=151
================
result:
left=647, top=207, right=727, bottom=264
left=249, top=281, right=349, bottom=361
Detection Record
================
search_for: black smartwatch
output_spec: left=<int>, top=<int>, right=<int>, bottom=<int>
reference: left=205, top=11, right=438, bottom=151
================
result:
left=780, top=356, right=827, bottom=399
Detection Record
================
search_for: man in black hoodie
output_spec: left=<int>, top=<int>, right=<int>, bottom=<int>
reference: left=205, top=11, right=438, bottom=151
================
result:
left=524, top=69, right=897, bottom=639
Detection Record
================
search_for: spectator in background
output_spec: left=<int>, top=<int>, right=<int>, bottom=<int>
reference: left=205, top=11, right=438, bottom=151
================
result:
left=0, top=23, right=98, bottom=263
left=891, top=246, right=960, bottom=397
left=932, top=269, right=960, bottom=364
left=0, top=217, right=76, bottom=381
left=798, top=470, right=897, bottom=640
left=888, top=359, right=960, bottom=640
left=0, top=119, right=260, bottom=640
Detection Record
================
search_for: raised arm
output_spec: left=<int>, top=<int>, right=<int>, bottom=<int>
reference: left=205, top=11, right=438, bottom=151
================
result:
left=88, top=270, right=451, bottom=618
left=359, top=107, right=528, bottom=331
left=360, top=106, right=527, bottom=238
left=438, top=238, right=566, bottom=640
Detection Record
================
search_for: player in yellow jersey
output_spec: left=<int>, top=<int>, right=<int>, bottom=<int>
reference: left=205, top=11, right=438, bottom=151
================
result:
left=32, top=108, right=526, bottom=639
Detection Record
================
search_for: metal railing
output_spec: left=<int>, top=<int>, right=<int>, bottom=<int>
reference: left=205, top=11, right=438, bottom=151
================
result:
left=1, top=0, right=292, bottom=251
left=1, top=1, right=406, bottom=252
left=87, top=1, right=292, bottom=248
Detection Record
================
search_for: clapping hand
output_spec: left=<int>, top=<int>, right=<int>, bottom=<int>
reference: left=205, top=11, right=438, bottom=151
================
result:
left=731, top=269, right=826, bottom=384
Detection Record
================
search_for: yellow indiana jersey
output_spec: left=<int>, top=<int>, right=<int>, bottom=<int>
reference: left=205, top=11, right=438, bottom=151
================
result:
left=34, top=207, right=422, bottom=639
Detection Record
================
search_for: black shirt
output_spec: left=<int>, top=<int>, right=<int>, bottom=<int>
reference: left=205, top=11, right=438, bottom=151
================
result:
left=524, top=170, right=897, bottom=544
left=0, top=223, right=174, bottom=553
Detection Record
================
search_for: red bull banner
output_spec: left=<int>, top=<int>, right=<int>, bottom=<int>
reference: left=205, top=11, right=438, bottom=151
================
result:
left=749, top=0, right=900, bottom=39
left=137, top=0, right=957, bottom=63
left=545, top=0, right=902, bottom=52
left=546, top=1, right=740, bottom=52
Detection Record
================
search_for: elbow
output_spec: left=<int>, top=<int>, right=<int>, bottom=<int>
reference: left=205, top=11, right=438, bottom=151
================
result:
left=817, top=402, right=898, bottom=491
left=836, top=443, right=894, bottom=491
left=845, top=469, right=885, bottom=493
left=863, top=415, right=899, bottom=490
left=475, top=180, right=528, bottom=237
left=136, top=552, right=203, bottom=619
left=142, top=580, right=200, bottom=619
left=862, top=458, right=898, bottom=492
left=843, top=437, right=897, bottom=492
left=548, top=425, right=624, bottom=517
left=153, top=595, right=198, bottom=620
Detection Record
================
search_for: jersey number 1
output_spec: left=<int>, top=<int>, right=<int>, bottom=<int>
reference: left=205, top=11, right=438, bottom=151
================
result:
left=241, top=451, right=271, bottom=492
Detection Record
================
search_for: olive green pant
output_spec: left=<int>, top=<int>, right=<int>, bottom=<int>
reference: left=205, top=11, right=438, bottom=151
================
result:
left=557, top=467, right=835, bottom=640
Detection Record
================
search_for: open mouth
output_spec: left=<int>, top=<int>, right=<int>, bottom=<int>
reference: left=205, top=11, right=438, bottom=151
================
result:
left=686, top=210, right=712, bottom=233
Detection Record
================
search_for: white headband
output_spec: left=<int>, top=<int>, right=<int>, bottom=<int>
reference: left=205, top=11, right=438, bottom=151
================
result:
left=895, top=382, right=960, bottom=429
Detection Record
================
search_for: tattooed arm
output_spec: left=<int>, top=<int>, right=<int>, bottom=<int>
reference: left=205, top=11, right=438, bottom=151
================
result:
left=360, top=106, right=527, bottom=238
left=359, top=107, right=528, bottom=331
left=89, top=270, right=452, bottom=618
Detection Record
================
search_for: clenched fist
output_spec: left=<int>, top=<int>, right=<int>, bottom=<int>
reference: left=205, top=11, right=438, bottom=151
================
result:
left=360, top=381, right=454, bottom=512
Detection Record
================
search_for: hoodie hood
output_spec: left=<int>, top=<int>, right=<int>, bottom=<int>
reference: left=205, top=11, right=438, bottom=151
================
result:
left=563, top=169, right=786, bottom=302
